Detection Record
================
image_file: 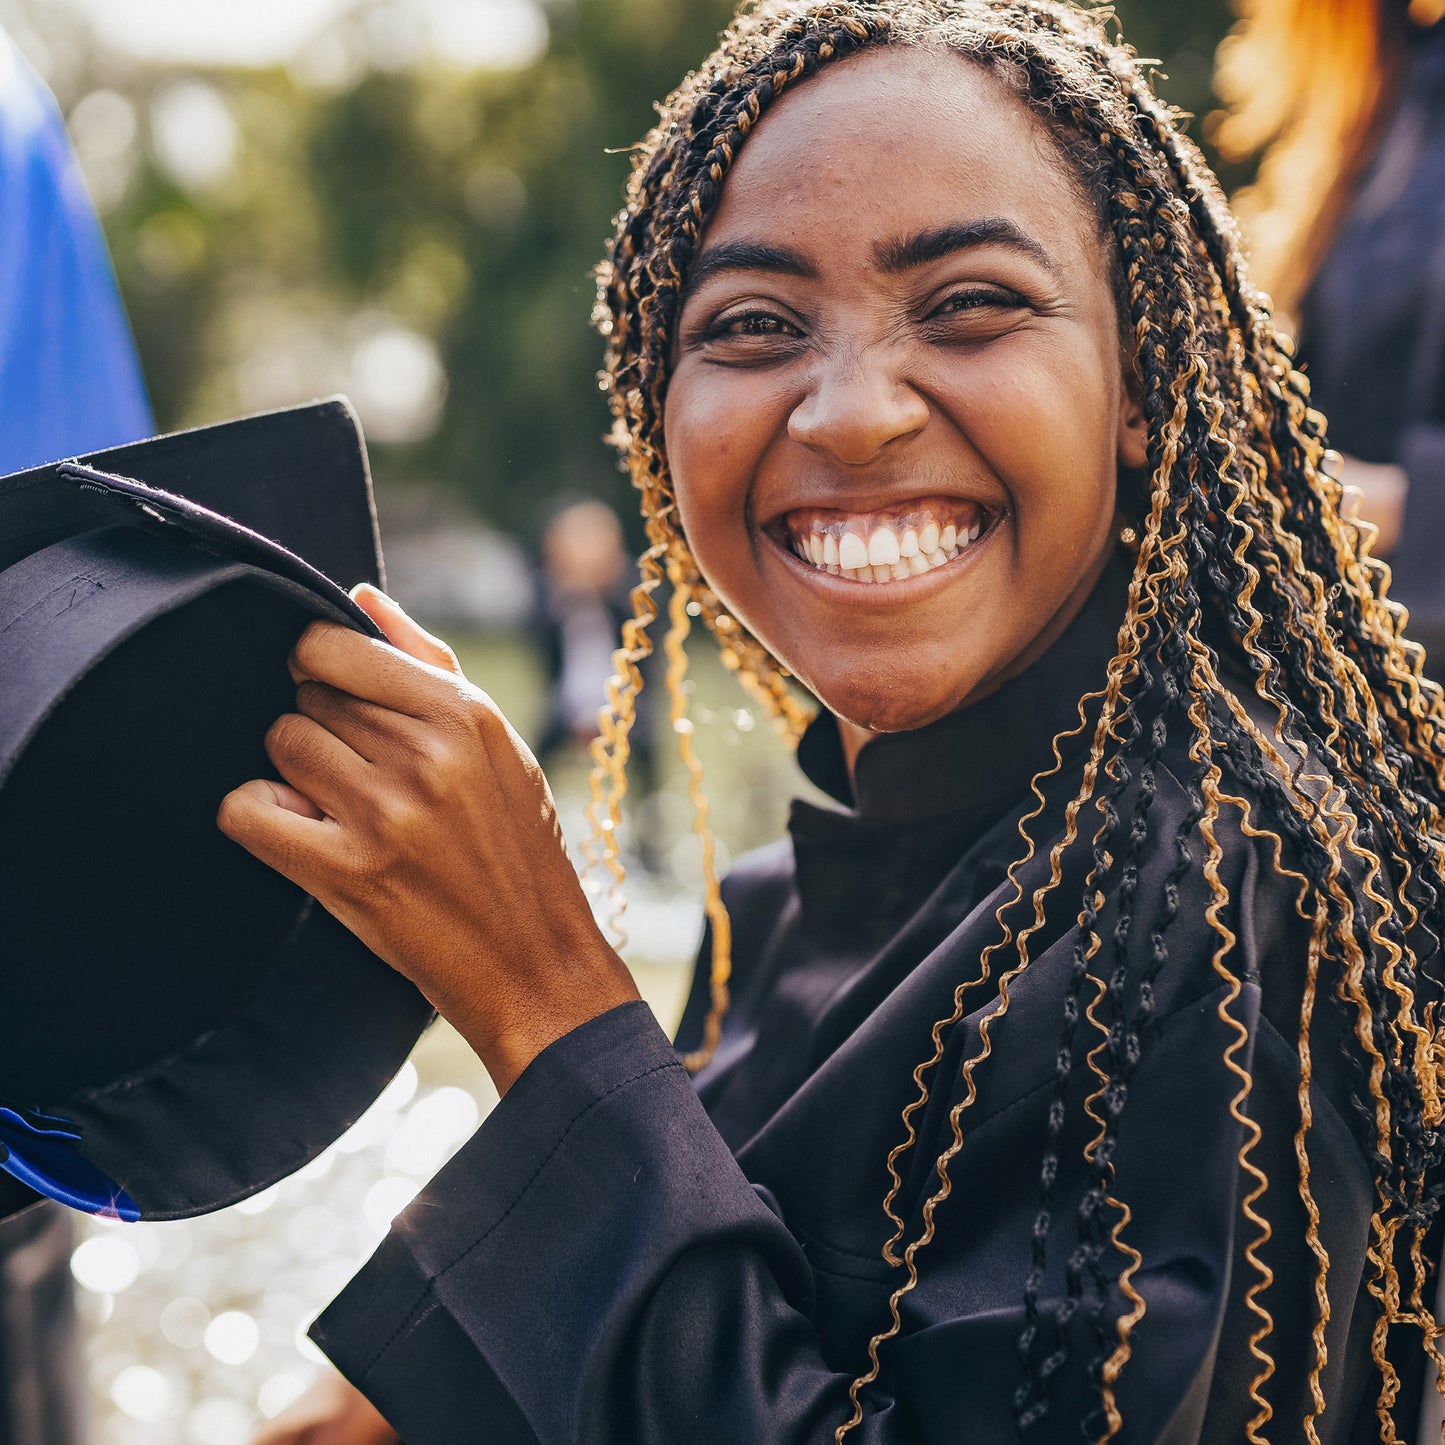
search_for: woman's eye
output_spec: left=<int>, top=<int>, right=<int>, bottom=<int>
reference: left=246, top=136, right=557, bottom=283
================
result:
left=929, top=287, right=1021, bottom=319
left=677, top=303, right=804, bottom=364
left=702, top=310, right=799, bottom=340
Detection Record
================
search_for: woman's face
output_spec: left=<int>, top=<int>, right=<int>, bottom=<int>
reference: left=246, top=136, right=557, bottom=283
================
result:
left=664, top=47, right=1148, bottom=745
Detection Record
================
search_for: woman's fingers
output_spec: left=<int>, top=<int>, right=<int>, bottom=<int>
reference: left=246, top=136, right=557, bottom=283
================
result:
left=288, top=621, right=475, bottom=722
left=287, top=590, right=471, bottom=726
left=217, top=779, right=343, bottom=894
left=351, top=583, right=463, bottom=674
left=263, top=711, right=371, bottom=822
left=241, top=778, right=326, bottom=821
left=293, top=680, right=429, bottom=765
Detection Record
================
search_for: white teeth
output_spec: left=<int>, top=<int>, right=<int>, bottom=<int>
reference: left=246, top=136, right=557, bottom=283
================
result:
left=867, top=527, right=901, bottom=566
left=838, top=531, right=869, bottom=570
left=794, top=508, right=989, bottom=584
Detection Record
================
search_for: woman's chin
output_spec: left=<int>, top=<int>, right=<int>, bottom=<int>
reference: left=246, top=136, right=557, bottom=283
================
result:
left=812, top=683, right=972, bottom=738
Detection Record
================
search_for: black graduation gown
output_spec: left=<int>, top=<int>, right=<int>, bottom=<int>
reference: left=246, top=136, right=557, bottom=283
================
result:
left=312, top=562, right=1392, bottom=1442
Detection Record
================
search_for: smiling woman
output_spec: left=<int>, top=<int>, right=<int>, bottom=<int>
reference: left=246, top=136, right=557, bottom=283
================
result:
left=221, top=3, right=1445, bottom=1443
left=664, top=47, right=1147, bottom=748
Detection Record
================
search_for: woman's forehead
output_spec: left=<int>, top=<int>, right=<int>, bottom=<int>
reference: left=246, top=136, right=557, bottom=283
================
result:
left=693, top=48, right=1098, bottom=281
left=701, top=47, right=1100, bottom=256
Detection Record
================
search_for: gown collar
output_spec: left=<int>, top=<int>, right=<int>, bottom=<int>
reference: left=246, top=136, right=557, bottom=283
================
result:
left=794, top=555, right=1131, bottom=828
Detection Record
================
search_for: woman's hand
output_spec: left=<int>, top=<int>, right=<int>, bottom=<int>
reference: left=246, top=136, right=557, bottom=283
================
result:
left=248, top=1369, right=399, bottom=1445
left=217, top=586, right=639, bottom=1094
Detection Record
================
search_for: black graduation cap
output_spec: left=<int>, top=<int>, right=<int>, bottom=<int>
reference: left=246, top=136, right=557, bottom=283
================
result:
left=0, top=399, right=434, bottom=1223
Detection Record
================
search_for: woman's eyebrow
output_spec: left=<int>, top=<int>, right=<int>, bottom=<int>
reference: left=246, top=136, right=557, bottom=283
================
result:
left=683, top=241, right=817, bottom=295
left=877, top=218, right=1059, bottom=275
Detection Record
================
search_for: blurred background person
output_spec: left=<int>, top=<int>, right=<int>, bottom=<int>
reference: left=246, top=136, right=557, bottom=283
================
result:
left=1215, top=0, right=1445, bottom=674
left=533, top=497, right=657, bottom=797
left=0, top=20, right=152, bottom=1445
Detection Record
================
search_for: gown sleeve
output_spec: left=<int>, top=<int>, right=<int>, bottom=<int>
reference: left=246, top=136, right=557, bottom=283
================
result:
left=310, top=1000, right=874, bottom=1443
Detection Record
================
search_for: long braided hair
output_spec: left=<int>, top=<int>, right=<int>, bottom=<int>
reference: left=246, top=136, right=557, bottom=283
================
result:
left=586, top=1, right=1445, bottom=1437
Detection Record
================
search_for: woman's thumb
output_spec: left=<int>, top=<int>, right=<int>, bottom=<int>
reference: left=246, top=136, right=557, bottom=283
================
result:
left=350, top=583, right=462, bottom=674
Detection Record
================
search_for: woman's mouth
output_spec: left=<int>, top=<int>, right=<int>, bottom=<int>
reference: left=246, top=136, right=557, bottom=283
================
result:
left=777, top=497, right=997, bottom=584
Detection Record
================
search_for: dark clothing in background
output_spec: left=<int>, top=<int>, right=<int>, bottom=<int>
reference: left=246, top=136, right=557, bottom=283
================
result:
left=0, top=1212, right=84, bottom=1445
left=531, top=577, right=657, bottom=793
left=313, top=560, right=1387, bottom=1442
left=1299, top=19, right=1445, bottom=666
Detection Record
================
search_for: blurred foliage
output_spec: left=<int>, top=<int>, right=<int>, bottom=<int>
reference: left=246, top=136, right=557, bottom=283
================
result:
left=8, top=0, right=1239, bottom=542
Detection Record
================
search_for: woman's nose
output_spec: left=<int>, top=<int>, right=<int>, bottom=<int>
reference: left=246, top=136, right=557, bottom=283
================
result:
left=787, top=350, right=929, bottom=465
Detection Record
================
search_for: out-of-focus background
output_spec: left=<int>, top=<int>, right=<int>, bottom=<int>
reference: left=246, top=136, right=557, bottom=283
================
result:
left=0, top=0, right=1237, bottom=1440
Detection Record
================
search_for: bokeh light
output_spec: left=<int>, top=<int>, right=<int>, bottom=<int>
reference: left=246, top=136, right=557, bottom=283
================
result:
left=363, top=1176, right=421, bottom=1232
left=111, top=1364, right=172, bottom=1422
left=158, top=1297, right=211, bottom=1350
left=256, top=1371, right=309, bottom=1419
left=204, top=1312, right=261, bottom=1366
left=184, top=1396, right=251, bottom=1445
left=70, top=1235, right=141, bottom=1295
left=384, top=1084, right=479, bottom=1176
left=149, top=79, right=238, bottom=192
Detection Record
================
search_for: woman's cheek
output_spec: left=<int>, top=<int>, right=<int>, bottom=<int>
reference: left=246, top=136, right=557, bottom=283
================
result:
left=966, top=373, right=1120, bottom=526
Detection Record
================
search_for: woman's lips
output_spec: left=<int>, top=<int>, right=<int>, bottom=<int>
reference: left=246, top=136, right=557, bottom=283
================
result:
left=776, top=496, right=996, bottom=584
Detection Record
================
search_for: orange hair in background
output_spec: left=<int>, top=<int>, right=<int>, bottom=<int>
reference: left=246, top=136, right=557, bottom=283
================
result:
left=1211, top=0, right=1432, bottom=316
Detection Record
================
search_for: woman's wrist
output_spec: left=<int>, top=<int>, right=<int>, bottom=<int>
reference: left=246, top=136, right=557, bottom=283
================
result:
left=438, top=946, right=642, bottom=1096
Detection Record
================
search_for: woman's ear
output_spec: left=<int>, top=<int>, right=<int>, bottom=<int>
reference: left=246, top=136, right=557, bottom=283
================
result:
left=1116, top=364, right=1149, bottom=470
